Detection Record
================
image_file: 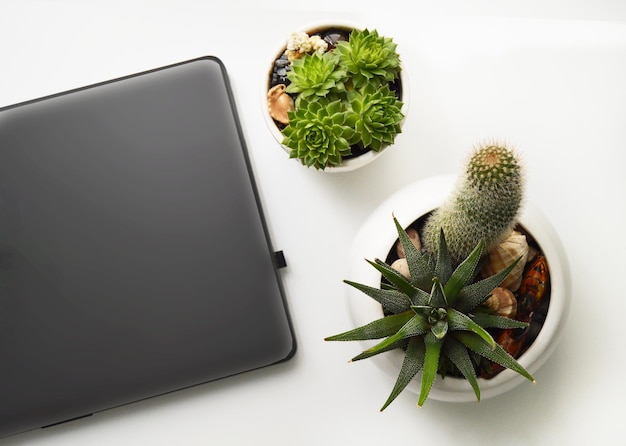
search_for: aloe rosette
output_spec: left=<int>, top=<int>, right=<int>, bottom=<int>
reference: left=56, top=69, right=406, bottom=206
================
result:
left=326, top=216, right=534, bottom=410
left=282, top=97, right=356, bottom=170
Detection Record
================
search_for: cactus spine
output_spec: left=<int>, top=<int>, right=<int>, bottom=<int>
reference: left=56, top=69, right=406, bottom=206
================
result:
left=422, top=142, right=524, bottom=265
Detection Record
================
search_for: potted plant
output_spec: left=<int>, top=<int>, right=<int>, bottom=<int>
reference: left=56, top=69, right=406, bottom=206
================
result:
left=264, top=24, right=408, bottom=172
left=326, top=142, right=570, bottom=408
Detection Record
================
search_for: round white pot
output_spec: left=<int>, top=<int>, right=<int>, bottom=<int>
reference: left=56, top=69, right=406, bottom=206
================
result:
left=261, top=22, right=410, bottom=173
left=345, top=175, right=571, bottom=402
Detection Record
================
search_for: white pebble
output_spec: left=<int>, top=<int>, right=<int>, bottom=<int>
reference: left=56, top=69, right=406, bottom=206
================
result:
left=390, top=258, right=410, bottom=279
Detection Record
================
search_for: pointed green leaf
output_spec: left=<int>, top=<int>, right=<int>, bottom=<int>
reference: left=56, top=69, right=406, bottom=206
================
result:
left=355, top=315, right=429, bottom=360
left=343, top=280, right=412, bottom=314
left=442, top=336, right=480, bottom=401
left=454, top=331, right=535, bottom=382
left=392, top=216, right=434, bottom=291
left=455, top=256, right=523, bottom=313
left=380, top=282, right=396, bottom=291
left=367, top=259, right=421, bottom=298
left=429, top=278, right=447, bottom=308
left=380, top=337, right=425, bottom=411
left=418, top=332, right=443, bottom=407
left=411, top=288, right=431, bottom=307
left=434, top=229, right=453, bottom=285
left=447, top=308, right=496, bottom=349
left=351, top=338, right=407, bottom=362
left=411, top=305, right=432, bottom=321
left=444, top=241, right=483, bottom=307
left=325, top=310, right=414, bottom=342
left=470, top=312, right=529, bottom=330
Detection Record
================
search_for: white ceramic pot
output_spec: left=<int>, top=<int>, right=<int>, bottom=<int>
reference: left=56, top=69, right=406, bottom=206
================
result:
left=345, top=175, right=571, bottom=402
left=262, top=22, right=410, bottom=173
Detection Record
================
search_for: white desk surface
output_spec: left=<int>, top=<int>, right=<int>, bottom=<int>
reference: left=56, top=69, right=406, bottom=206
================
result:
left=2, top=1, right=626, bottom=445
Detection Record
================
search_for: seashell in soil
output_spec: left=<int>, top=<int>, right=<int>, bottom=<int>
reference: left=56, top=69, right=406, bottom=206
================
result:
left=267, top=84, right=294, bottom=125
left=481, top=230, right=529, bottom=292
left=483, top=286, right=518, bottom=318
left=395, top=228, right=421, bottom=259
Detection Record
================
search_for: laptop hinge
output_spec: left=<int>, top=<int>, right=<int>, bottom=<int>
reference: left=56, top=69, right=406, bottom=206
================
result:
left=274, top=250, right=287, bottom=269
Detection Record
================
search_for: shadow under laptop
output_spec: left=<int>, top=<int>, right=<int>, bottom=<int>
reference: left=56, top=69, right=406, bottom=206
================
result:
left=1, top=356, right=298, bottom=444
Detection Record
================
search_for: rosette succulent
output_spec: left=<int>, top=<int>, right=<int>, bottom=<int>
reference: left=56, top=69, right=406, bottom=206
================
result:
left=285, top=51, right=346, bottom=102
left=268, top=27, right=405, bottom=170
left=346, top=83, right=404, bottom=151
left=334, top=28, right=401, bottom=89
left=325, top=216, right=534, bottom=410
left=282, top=97, right=356, bottom=170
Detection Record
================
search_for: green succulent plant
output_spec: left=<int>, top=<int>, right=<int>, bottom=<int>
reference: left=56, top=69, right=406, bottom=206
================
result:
left=346, top=83, right=404, bottom=151
left=271, top=27, right=405, bottom=170
left=285, top=51, right=347, bottom=101
left=325, top=216, right=534, bottom=410
left=282, top=97, right=356, bottom=170
left=334, top=28, right=401, bottom=89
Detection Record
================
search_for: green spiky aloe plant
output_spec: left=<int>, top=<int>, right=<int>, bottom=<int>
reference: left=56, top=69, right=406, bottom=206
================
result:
left=325, top=216, right=534, bottom=410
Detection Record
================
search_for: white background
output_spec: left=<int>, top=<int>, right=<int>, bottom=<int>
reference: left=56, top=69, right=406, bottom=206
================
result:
left=2, top=1, right=626, bottom=445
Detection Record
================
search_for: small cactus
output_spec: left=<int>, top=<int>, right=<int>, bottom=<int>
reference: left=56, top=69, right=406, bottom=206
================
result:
left=422, top=142, right=524, bottom=265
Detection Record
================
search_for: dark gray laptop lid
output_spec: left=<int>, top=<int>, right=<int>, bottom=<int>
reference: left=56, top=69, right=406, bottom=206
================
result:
left=0, top=57, right=295, bottom=438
